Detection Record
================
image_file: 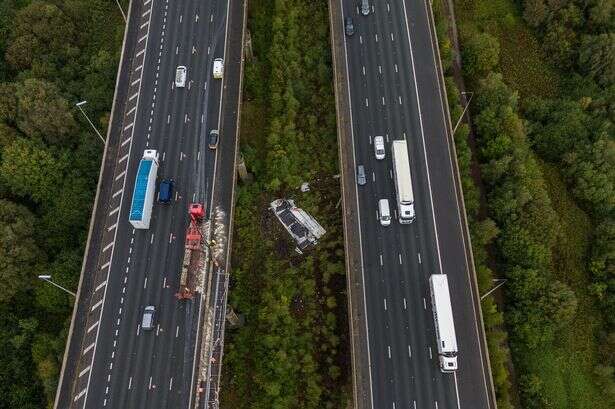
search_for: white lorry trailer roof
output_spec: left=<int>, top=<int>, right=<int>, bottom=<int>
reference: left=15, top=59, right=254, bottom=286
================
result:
left=392, top=140, right=414, bottom=204
left=429, top=274, right=458, bottom=354
left=129, top=150, right=158, bottom=229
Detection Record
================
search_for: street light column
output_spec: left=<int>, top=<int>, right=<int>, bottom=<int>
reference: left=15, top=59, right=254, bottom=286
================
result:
left=38, top=275, right=76, bottom=297
left=452, top=91, right=473, bottom=136
left=75, top=101, right=106, bottom=144
left=115, top=0, right=127, bottom=22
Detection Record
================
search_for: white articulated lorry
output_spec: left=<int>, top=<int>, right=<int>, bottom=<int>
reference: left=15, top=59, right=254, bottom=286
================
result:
left=429, top=274, right=459, bottom=372
left=391, top=140, right=415, bottom=223
left=129, top=149, right=159, bottom=229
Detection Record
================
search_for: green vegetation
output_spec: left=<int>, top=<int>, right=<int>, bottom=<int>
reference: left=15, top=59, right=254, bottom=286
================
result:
left=220, top=0, right=349, bottom=407
left=0, top=1, right=124, bottom=407
left=443, top=0, right=615, bottom=407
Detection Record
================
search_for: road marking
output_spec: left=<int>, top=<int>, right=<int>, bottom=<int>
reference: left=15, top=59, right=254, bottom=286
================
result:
left=128, top=377, right=132, bottom=389
left=129, top=91, right=138, bottom=100
left=131, top=78, right=140, bottom=86
left=163, top=277, right=167, bottom=288
left=418, top=253, right=422, bottom=263
left=365, top=98, right=369, bottom=107
left=142, top=9, right=151, bottom=17
left=372, top=172, right=376, bottom=182
left=112, top=189, right=123, bottom=198
left=359, top=35, right=363, bottom=44
left=119, top=153, right=129, bottom=163
left=137, top=325, right=140, bottom=336
left=116, top=317, right=120, bottom=325
left=453, top=372, right=462, bottom=409
left=414, top=401, right=417, bottom=409
left=387, top=3, right=390, bottom=12
left=138, top=34, right=147, bottom=43
left=395, top=64, right=398, bottom=72
left=391, top=33, right=395, bottom=42
left=408, top=345, right=412, bottom=358
left=390, top=169, right=393, bottom=179
left=423, top=298, right=427, bottom=309
left=379, top=254, right=383, bottom=266
left=435, top=401, right=439, bottom=409
left=107, top=223, right=117, bottom=232
left=176, top=325, right=179, bottom=337
left=150, top=234, right=155, bottom=244
left=156, top=324, right=160, bottom=336
left=79, top=366, right=91, bottom=377
left=387, top=345, right=391, bottom=359
left=169, top=377, right=173, bottom=390
left=109, top=206, right=120, bottom=217
left=382, top=96, right=385, bottom=105
left=103, top=242, right=114, bottom=252
left=375, top=33, right=378, bottom=42
left=84, top=342, right=96, bottom=354
left=148, top=376, right=153, bottom=390
left=403, top=298, right=407, bottom=309
left=91, top=299, right=104, bottom=312
left=362, top=66, right=366, bottom=76
left=429, top=346, right=433, bottom=359
left=197, top=151, right=201, bottom=161
left=87, top=321, right=99, bottom=333
left=383, top=298, right=387, bottom=310
left=127, top=105, right=137, bottom=115
left=95, top=280, right=107, bottom=292
left=101, top=261, right=111, bottom=270
left=398, top=96, right=402, bottom=104
left=111, top=351, right=115, bottom=359
left=169, top=233, right=173, bottom=243
left=398, top=254, right=402, bottom=264
left=179, top=14, right=183, bottom=22
left=184, top=114, right=188, bottom=123
left=378, top=65, right=382, bottom=74
left=118, top=307, right=122, bottom=315
left=135, top=50, right=144, bottom=58
left=73, top=388, right=87, bottom=402
left=140, top=21, right=149, bottom=29
left=144, top=277, right=148, bottom=289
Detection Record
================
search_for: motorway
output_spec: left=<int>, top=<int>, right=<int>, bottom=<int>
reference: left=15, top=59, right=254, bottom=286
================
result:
left=54, top=0, right=237, bottom=408
left=337, top=1, right=494, bottom=408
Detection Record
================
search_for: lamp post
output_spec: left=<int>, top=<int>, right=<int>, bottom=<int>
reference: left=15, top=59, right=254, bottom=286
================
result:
left=452, top=91, right=473, bottom=136
left=115, top=0, right=127, bottom=22
left=480, top=278, right=507, bottom=301
left=75, top=101, right=105, bottom=144
left=38, top=275, right=76, bottom=297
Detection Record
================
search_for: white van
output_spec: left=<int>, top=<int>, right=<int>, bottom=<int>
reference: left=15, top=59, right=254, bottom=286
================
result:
left=175, top=66, right=187, bottom=88
left=378, top=199, right=391, bottom=226
left=361, top=0, right=370, bottom=16
left=213, top=58, right=224, bottom=79
left=374, top=136, right=385, bottom=160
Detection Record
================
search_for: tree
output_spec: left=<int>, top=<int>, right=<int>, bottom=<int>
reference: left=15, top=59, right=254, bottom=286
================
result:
left=0, top=200, right=40, bottom=303
left=461, top=32, right=500, bottom=77
left=578, top=33, right=615, bottom=87
left=523, top=0, right=549, bottom=28
left=5, top=1, right=77, bottom=72
left=0, top=138, right=66, bottom=202
left=15, top=78, right=77, bottom=145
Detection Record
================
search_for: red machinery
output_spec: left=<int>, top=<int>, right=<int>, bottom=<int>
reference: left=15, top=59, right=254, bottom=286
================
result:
left=176, top=203, right=205, bottom=299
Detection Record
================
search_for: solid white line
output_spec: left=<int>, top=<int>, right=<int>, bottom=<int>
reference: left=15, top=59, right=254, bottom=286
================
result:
left=453, top=372, right=462, bottom=409
left=339, top=2, right=375, bottom=407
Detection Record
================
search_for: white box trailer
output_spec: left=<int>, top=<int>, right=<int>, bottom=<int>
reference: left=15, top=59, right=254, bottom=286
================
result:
left=429, top=274, right=458, bottom=372
left=129, top=150, right=159, bottom=229
left=391, top=140, right=415, bottom=223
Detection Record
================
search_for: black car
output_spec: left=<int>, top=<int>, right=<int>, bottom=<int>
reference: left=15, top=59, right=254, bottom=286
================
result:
left=209, top=129, right=219, bottom=149
left=158, top=179, right=174, bottom=203
left=345, top=16, right=354, bottom=36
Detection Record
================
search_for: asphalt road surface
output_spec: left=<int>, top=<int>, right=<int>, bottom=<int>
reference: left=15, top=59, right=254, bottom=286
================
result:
left=338, top=1, right=494, bottom=408
left=54, top=0, right=232, bottom=408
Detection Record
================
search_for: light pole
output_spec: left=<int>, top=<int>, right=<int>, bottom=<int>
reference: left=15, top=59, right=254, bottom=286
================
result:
left=38, top=275, right=76, bottom=297
left=480, top=278, right=507, bottom=301
left=452, top=91, right=473, bottom=136
left=75, top=100, right=105, bottom=144
left=115, top=0, right=127, bottom=22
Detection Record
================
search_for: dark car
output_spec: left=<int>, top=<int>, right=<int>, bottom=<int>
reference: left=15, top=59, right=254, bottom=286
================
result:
left=158, top=179, right=174, bottom=203
left=357, top=165, right=366, bottom=185
left=345, top=17, right=354, bottom=36
left=209, top=129, right=219, bottom=149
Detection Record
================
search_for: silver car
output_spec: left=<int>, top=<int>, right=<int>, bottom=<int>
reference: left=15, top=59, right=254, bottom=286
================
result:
left=357, top=165, right=366, bottom=185
left=142, top=306, right=156, bottom=331
left=175, top=65, right=187, bottom=88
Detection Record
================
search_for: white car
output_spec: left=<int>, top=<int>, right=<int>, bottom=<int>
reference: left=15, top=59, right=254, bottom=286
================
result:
left=374, top=135, right=385, bottom=160
left=213, top=58, right=224, bottom=79
left=175, top=65, right=187, bottom=88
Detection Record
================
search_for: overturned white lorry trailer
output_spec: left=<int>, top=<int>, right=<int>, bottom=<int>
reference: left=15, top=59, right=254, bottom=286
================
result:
left=129, top=150, right=159, bottom=229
